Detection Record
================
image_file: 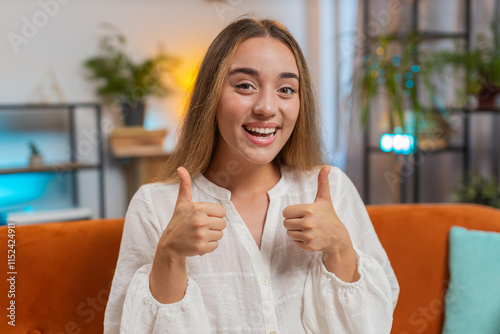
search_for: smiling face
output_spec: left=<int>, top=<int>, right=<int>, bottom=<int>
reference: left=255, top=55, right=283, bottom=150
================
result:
left=215, top=37, right=300, bottom=167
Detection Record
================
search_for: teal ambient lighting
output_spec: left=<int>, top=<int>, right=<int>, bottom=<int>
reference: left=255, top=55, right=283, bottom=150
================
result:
left=0, top=173, right=52, bottom=208
left=380, top=133, right=415, bottom=155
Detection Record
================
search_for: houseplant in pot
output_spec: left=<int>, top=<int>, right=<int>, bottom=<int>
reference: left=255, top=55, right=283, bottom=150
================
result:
left=83, top=24, right=177, bottom=126
left=356, top=34, right=452, bottom=150
left=432, top=22, right=500, bottom=109
left=453, top=173, right=500, bottom=209
left=28, top=141, right=44, bottom=167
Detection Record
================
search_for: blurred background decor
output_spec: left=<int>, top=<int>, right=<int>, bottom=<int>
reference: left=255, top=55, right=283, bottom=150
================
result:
left=357, top=0, right=500, bottom=205
left=453, top=173, right=500, bottom=209
left=432, top=21, right=500, bottom=109
left=28, top=141, right=44, bottom=167
left=83, top=23, right=178, bottom=126
left=356, top=34, right=452, bottom=150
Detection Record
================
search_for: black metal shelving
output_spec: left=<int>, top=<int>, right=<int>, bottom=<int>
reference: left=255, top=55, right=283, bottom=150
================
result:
left=362, top=0, right=475, bottom=204
left=0, top=103, right=105, bottom=218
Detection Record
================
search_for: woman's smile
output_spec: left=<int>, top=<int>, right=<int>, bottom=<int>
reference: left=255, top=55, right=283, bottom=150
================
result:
left=242, top=121, right=281, bottom=146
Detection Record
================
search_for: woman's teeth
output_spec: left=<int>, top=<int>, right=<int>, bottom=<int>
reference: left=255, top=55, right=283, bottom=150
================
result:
left=244, top=126, right=277, bottom=137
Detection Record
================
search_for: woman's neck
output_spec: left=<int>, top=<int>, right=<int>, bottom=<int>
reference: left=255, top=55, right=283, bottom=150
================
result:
left=204, top=154, right=281, bottom=197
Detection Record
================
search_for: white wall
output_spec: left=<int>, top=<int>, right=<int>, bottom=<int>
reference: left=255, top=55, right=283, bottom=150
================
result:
left=0, top=0, right=316, bottom=218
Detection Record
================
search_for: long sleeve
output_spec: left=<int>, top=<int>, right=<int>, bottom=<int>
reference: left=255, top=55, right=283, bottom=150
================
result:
left=302, top=168, right=399, bottom=333
left=103, top=185, right=211, bottom=334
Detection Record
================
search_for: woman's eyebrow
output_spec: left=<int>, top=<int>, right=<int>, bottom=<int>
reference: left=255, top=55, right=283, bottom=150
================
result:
left=228, top=67, right=259, bottom=77
left=228, top=67, right=299, bottom=81
left=280, top=72, right=299, bottom=81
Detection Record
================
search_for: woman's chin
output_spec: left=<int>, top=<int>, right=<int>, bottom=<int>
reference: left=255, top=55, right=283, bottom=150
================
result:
left=242, top=153, right=279, bottom=166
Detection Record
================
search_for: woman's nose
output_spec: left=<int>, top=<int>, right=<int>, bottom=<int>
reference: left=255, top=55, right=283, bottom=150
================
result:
left=253, top=89, right=277, bottom=117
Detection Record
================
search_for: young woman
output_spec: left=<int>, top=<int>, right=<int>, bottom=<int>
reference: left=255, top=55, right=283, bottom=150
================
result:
left=104, top=18, right=399, bottom=333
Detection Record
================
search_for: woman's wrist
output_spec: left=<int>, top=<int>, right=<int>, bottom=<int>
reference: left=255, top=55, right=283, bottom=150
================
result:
left=150, top=252, right=188, bottom=304
left=322, top=245, right=360, bottom=283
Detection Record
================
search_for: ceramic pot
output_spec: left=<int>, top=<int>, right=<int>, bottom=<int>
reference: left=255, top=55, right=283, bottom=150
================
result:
left=121, top=100, right=146, bottom=126
left=29, top=154, right=44, bottom=167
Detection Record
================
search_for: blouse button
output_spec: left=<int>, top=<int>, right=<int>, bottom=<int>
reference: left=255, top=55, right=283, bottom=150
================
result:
left=261, top=276, right=270, bottom=285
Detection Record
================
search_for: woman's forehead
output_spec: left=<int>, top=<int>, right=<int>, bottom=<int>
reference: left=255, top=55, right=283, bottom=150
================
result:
left=227, top=37, right=299, bottom=76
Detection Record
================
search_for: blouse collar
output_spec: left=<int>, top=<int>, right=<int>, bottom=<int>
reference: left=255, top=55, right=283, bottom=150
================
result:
left=192, top=165, right=292, bottom=201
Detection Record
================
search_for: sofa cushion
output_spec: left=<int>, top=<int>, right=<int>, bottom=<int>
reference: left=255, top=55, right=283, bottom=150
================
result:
left=442, top=226, right=500, bottom=334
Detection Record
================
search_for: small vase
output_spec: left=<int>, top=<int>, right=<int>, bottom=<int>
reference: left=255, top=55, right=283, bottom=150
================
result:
left=29, top=154, right=44, bottom=167
left=121, top=100, right=146, bottom=126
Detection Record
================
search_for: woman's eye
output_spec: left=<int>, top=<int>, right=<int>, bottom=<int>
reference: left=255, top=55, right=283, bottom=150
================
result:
left=235, top=83, right=252, bottom=90
left=279, top=87, right=296, bottom=95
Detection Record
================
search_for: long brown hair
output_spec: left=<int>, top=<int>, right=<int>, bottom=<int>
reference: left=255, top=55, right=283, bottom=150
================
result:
left=157, top=17, right=324, bottom=182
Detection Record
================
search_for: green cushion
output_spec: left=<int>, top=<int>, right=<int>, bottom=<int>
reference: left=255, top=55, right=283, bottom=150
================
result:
left=443, top=226, right=500, bottom=334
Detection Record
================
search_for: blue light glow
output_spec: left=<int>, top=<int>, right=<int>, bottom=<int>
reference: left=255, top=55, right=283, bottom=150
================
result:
left=394, top=73, right=402, bottom=82
left=0, top=173, right=52, bottom=208
left=411, top=65, right=420, bottom=73
left=23, top=205, right=35, bottom=213
left=392, top=55, right=401, bottom=67
left=379, top=133, right=415, bottom=155
left=380, top=134, right=393, bottom=152
left=405, top=80, right=414, bottom=88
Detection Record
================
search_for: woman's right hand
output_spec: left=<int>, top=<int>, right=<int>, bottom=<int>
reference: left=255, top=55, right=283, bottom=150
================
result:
left=157, top=166, right=227, bottom=260
left=150, top=167, right=226, bottom=303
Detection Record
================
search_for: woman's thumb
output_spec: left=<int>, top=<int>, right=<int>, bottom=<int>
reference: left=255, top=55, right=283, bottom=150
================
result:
left=176, top=166, right=192, bottom=203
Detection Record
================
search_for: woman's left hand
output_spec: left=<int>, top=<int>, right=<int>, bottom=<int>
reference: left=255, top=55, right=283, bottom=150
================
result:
left=283, top=166, right=359, bottom=281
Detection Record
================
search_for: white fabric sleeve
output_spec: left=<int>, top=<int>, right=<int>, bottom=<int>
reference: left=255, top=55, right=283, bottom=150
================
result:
left=302, top=167, right=399, bottom=334
left=103, top=185, right=211, bottom=334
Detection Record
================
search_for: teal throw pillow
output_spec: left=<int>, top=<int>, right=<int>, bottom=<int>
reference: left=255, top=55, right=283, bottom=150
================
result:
left=442, top=226, right=500, bottom=334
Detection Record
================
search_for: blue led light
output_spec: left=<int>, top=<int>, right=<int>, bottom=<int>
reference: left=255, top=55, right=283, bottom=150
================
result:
left=405, top=80, right=414, bottom=88
left=411, top=65, right=420, bottom=73
left=394, top=73, right=402, bottom=82
left=379, top=133, right=415, bottom=155
left=404, top=72, right=413, bottom=80
left=380, top=134, right=393, bottom=152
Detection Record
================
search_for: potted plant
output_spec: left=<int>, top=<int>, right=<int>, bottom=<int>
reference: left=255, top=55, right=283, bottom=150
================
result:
left=83, top=24, right=178, bottom=126
left=432, top=22, right=500, bottom=109
left=453, top=173, right=500, bottom=209
left=28, top=141, right=44, bottom=167
left=356, top=34, right=452, bottom=149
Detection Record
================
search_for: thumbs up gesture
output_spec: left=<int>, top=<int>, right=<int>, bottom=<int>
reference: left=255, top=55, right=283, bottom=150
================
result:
left=156, top=167, right=227, bottom=259
left=282, top=166, right=354, bottom=257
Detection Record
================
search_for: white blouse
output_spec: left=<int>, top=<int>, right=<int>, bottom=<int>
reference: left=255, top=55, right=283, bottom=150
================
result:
left=104, top=166, right=399, bottom=334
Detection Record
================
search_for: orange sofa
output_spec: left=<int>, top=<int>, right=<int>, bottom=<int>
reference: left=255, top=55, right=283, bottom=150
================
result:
left=1, top=204, right=500, bottom=334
